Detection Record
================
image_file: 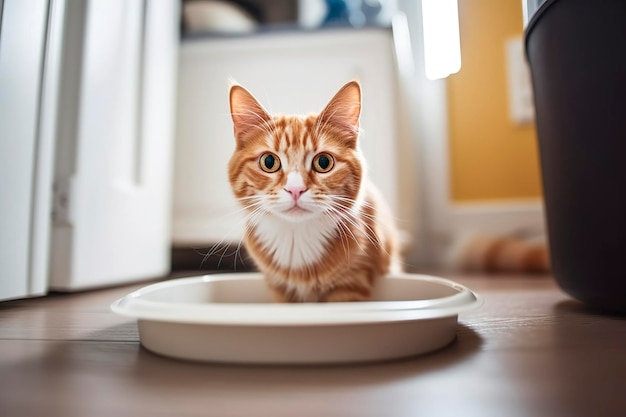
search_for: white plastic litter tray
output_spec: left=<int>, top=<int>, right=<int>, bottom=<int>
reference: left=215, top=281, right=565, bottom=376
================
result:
left=111, top=273, right=481, bottom=364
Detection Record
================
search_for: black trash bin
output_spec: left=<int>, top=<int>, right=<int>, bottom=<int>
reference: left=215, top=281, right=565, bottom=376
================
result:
left=525, top=0, right=626, bottom=313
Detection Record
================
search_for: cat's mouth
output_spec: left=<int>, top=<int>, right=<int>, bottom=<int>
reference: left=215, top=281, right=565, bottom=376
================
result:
left=272, top=203, right=317, bottom=222
left=284, top=205, right=310, bottom=215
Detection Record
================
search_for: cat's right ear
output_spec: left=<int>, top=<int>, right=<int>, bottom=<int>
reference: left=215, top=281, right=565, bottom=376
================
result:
left=229, top=84, right=271, bottom=145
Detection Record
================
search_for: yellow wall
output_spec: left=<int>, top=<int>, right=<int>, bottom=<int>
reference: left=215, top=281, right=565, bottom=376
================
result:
left=447, top=0, right=543, bottom=202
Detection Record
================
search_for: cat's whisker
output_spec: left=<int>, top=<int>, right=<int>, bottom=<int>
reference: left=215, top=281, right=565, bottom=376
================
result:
left=246, top=208, right=266, bottom=232
left=230, top=204, right=269, bottom=271
left=322, top=211, right=350, bottom=263
left=199, top=201, right=266, bottom=270
left=237, top=207, right=269, bottom=268
left=329, top=194, right=405, bottom=223
left=328, top=204, right=383, bottom=252
left=200, top=239, right=232, bottom=270
left=237, top=194, right=264, bottom=201
left=237, top=206, right=265, bottom=265
left=236, top=242, right=247, bottom=270
left=243, top=206, right=267, bottom=239
left=325, top=197, right=387, bottom=228
left=323, top=205, right=370, bottom=254
left=335, top=204, right=395, bottom=258
left=199, top=215, right=256, bottom=268
left=330, top=202, right=377, bottom=223
left=200, top=235, right=239, bottom=270
left=326, top=194, right=376, bottom=211
left=233, top=196, right=264, bottom=213
left=344, top=211, right=384, bottom=251
left=327, top=194, right=367, bottom=205
left=195, top=197, right=264, bottom=229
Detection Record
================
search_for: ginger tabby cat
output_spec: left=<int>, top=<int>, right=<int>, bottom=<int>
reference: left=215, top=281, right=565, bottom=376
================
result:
left=228, top=81, right=400, bottom=302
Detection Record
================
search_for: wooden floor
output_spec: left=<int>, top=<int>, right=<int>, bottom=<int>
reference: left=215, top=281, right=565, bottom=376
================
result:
left=1, top=272, right=626, bottom=417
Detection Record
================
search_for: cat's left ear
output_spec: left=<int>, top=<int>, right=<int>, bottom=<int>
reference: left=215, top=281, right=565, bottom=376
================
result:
left=229, top=83, right=271, bottom=146
left=319, top=81, right=362, bottom=147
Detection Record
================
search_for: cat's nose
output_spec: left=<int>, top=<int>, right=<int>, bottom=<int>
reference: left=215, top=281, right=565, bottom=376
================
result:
left=284, top=185, right=308, bottom=201
left=284, top=172, right=308, bottom=201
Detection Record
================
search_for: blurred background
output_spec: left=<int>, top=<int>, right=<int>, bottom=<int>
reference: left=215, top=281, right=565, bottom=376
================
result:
left=0, top=0, right=546, bottom=301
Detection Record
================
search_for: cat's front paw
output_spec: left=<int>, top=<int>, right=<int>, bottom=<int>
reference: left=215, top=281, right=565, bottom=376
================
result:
left=321, top=287, right=371, bottom=302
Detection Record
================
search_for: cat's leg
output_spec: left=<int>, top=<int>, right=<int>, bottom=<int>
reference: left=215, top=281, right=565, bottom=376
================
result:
left=322, top=286, right=371, bottom=302
left=320, top=270, right=375, bottom=302
left=317, top=245, right=389, bottom=301
left=267, top=280, right=309, bottom=303
left=268, top=285, right=296, bottom=303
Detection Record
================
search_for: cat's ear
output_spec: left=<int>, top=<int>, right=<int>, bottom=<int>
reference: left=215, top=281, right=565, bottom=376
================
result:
left=229, top=84, right=271, bottom=144
left=319, top=81, right=362, bottom=146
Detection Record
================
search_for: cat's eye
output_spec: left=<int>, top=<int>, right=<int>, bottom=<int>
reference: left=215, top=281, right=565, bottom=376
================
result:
left=259, top=152, right=281, bottom=173
left=312, top=153, right=335, bottom=173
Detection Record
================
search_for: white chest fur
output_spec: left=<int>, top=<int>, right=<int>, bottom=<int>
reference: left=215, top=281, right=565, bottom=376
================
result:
left=252, top=214, right=338, bottom=269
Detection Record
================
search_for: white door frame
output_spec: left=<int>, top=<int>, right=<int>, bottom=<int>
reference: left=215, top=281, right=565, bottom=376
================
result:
left=0, top=0, right=64, bottom=300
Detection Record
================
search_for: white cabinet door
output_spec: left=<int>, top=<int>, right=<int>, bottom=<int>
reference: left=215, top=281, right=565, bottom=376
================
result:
left=173, top=29, right=399, bottom=245
left=0, top=0, right=51, bottom=300
left=49, top=0, right=179, bottom=290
